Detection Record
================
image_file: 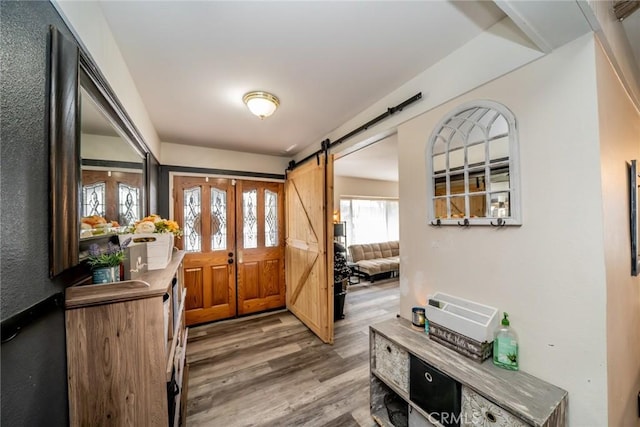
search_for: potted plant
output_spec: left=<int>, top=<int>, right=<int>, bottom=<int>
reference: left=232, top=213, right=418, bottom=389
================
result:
left=87, top=238, right=131, bottom=284
left=333, top=242, right=352, bottom=320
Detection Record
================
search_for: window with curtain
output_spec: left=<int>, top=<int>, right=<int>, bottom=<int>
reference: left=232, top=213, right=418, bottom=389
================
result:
left=339, top=198, right=399, bottom=247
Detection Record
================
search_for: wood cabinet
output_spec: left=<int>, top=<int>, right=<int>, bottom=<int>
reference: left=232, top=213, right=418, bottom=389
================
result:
left=370, top=318, right=567, bottom=427
left=65, top=250, right=188, bottom=426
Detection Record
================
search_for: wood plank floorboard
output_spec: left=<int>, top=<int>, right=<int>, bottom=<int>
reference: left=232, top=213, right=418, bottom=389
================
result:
left=185, top=280, right=399, bottom=426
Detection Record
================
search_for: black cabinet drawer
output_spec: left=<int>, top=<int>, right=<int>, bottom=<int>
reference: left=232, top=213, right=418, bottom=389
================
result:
left=409, top=355, right=461, bottom=427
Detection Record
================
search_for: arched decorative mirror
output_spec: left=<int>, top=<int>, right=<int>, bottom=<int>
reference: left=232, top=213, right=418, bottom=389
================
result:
left=49, top=26, right=150, bottom=278
left=426, top=100, right=521, bottom=226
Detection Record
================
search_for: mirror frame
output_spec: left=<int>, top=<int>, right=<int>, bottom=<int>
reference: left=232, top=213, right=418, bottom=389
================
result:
left=630, top=160, right=639, bottom=277
left=49, top=26, right=151, bottom=278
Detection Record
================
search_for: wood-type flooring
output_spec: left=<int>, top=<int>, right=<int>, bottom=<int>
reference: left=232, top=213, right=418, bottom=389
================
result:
left=185, top=279, right=400, bottom=427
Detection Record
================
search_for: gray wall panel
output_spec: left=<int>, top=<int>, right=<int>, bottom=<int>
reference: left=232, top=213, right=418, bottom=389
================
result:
left=1, top=1, right=75, bottom=425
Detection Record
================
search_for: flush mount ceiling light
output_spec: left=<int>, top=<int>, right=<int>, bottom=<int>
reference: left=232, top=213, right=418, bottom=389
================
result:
left=242, top=91, right=280, bottom=119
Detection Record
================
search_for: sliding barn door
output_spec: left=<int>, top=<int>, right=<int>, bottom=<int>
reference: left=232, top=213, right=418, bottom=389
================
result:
left=285, top=155, right=334, bottom=343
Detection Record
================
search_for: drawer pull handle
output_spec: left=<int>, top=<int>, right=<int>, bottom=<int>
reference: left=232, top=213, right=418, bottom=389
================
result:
left=424, top=372, right=432, bottom=382
left=386, top=345, right=392, bottom=353
left=485, top=411, right=496, bottom=423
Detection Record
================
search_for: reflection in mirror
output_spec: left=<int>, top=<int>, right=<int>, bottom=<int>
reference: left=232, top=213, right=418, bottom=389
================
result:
left=450, top=196, right=466, bottom=218
left=449, top=147, right=464, bottom=171
left=433, top=137, right=447, bottom=174
left=79, top=87, right=145, bottom=239
left=449, top=173, right=465, bottom=195
left=467, top=142, right=485, bottom=166
left=469, top=194, right=485, bottom=218
left=449, top=131, right=465, bottom=149
left=48, top=26, right=151, bottom=278
left=427, top=101, right=521, bottom=225
left=490, top=192, right=510, bottom=218
left=490, top=136, right=509, bottom=162
left=468, top=125, right=484, bottom=145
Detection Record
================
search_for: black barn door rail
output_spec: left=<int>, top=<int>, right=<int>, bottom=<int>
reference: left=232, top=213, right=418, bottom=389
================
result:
left=288, top=92, right=422, bottom=171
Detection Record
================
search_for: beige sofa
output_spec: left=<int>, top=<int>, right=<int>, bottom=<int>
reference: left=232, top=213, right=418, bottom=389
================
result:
left=348, top=241, right=399, bottom=282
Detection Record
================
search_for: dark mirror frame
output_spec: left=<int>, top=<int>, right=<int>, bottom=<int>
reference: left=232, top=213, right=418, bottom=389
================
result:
left=49, top=26, right=153, bottom=278
left=630, top=160, right=639, bottom=277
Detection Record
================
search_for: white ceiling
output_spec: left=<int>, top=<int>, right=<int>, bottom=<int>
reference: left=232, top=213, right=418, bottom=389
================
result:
left=94, top=1, right=640, bottom=183
left=334, top=134, right=399, bottom=182
left=81, top=87, right=117, bottom=137
left=98, top=1, right=505, bottom=157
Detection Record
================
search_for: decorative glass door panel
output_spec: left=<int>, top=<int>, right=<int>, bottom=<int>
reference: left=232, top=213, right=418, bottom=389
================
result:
left=236, top=180, right=285, bottom=316
left=210, top=188, right=227, bottom=251
left=174, top=176, right=236, bottom=325
left=174, top=176, right=284, bottom=325
left=183, top=186, right=202, bottom=253
left=265, top=190, right=278, bottom=247
left=81, top=169, right=143, bottom=225
left=242, top=189, right=258, bottom=249
left=83, top=182, right=105, bottom=217
left=118, top=183, right=140, bottom=226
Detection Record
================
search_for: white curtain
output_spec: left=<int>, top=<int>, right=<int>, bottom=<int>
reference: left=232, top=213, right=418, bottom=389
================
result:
left=340, top=198, right=399, bottom=247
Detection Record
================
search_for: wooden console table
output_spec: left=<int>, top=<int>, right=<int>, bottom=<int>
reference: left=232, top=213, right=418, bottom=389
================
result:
left=65, top=250, right=188, bottom=427
left=370, top=317, right=567, bottom=427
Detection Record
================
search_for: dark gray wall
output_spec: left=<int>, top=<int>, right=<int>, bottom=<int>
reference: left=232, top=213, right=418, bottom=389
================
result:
left=1, top=1, right=74, bottom=425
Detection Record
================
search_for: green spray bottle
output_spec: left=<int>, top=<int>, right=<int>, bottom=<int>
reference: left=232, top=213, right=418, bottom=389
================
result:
left=493, top=312, right=519, bottom=370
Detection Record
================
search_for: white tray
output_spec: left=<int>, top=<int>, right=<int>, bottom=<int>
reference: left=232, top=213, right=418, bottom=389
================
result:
left=425, top=292, right=499, bottom=343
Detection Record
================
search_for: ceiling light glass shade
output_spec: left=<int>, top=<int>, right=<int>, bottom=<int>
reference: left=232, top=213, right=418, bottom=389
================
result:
left=243, top=91, right=279, bottom=119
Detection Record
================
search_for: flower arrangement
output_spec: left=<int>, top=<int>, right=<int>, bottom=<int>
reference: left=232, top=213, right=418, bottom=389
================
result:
left=127, top=214, right=182, bottom=238
left=87, top=238, right=131, bottom=269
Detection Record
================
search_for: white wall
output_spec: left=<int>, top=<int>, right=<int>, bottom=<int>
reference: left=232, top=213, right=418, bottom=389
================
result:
left=333, top=176, right=398, bottom=213
left=398, top=34, right=608, bottom=426
left=161, top=142, right=290, bottom=176
left=596, top=42, right=640, bottom=427
left=81, top=134, right=145, bottom=163
left=296, top=17, right=543, bottom=164
left=53, top=1, right=161, bottom=157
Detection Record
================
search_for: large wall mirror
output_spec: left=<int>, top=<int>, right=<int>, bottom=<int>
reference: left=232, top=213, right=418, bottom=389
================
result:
left=49, top=26, right=151, bottom=278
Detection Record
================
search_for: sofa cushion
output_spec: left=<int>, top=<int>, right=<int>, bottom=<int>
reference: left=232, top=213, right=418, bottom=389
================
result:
left=356, top=257, right=399, bottom=276
left=349, top=241, right=399, bottom=262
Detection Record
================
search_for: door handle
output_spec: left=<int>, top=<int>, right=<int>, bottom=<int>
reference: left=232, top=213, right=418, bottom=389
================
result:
left=228, top=258, right=234, bottom=264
